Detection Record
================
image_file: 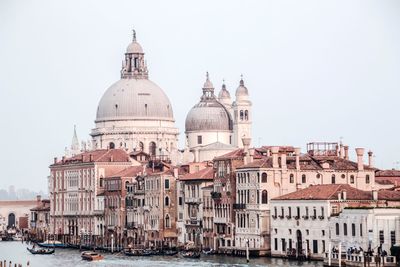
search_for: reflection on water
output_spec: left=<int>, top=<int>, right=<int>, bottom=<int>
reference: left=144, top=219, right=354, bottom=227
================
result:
left=0, top=242, right=324, bottom=267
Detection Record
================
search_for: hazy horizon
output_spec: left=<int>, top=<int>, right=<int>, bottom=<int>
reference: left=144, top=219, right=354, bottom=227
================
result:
left=1, top=0, right=399, bottom=192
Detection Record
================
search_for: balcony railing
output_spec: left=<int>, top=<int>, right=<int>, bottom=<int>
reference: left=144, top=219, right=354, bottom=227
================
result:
left=185, top=197, right=202, bottom=204
left=185, top=219, right=202, bottom=226
left=233, top=203, right=246, bottom=210
left=126, top=222, right=138, bottom=229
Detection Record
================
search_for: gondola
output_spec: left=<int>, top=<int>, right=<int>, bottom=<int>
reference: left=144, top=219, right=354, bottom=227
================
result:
left=163, top=250, right=178, bottom=256
left=38, top=240, right=68, bottom=248
left=124, top=249, right=153, bottom=256
left=181, top=250, right=201, bottom=259
left=27, top=247, right=55, bottom=255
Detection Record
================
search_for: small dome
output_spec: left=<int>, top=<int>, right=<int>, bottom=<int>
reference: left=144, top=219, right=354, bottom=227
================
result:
left=235, top=78, right=249, bottom=97
left=185, top=100, right=233, bottom=132
left=126, top=41, right=144, bottom=54
left=218, top=84, right=231, bottom=99
left=96, top=78, right=174, bottom=122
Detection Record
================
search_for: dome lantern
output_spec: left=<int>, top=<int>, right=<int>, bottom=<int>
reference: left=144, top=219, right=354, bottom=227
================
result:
left=121, top=29, right=148, bottom=79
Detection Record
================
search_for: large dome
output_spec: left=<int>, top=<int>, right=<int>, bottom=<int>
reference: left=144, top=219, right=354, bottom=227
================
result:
left=96, top=78, right=174, bottom=122
left=185, top=99, right=232, bottom=132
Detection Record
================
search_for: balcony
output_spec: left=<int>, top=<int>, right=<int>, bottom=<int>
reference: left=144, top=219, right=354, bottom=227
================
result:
left=185, top=197, right=202, bottom=204
left=211, top=192, right=221, bottom=199
left=185, top=219, right=202, bottom=226
left=126, top=222, right=138, bottom=229
left=93, top=209, right=104, bottom=216
left=214, top=217, right=229, bottom=224
left=233, top=203, right=246, bottom=210
left=133, top=189, right=145, bottom=195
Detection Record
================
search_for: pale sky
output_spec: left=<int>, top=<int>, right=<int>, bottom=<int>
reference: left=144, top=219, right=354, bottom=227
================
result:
left=0, top=0, right=399, bottom=192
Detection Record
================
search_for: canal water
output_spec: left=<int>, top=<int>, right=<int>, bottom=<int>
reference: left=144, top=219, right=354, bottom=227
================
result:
left=0, top=242, right=324, bottom=267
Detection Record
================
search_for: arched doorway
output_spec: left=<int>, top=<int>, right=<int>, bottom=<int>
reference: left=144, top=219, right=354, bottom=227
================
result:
left=8, top=213, right=15, bottom=228
left=296, top=230, right=303, bottom=253
left=149, top=142, right=156, bottom=156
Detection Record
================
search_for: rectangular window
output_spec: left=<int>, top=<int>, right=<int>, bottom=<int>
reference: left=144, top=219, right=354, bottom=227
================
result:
left=179, top=196, right=183, bottom=206
left=379, top=230, right=384, bottom=244
left=360, top=224, right=363, bottom=236
left=297, top=207, right=300, bottom=218
left=322, top=240, right=326, bottom=253
left=313, top=240, right=318, bottom=254
left=197, top=135, right=202, bottom=144
left=391, top=231, right=396, bottom=246
left=352, top=223, right=356, bottom=236
left=281, top=239, right=286, bottom=252
left=274, top=238, right=278, bottom=251
left=164, top=179, right=170, bottom=189
left=289, top=239, right=292, bottom=249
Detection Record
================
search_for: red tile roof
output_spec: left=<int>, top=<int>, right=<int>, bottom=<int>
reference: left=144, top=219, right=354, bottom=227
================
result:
left=273, top=184, right=400, bottom=201
left=51, top=149, right=131, bottom=166
left=376, top=170, right=400, bottom=177
left=180, top=167, right=214, bottom=181
left=107, top=165, right=144, bottom=178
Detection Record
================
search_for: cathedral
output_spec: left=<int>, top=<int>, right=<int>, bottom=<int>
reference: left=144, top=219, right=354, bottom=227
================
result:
left=68, top=31, right=252, bottom=162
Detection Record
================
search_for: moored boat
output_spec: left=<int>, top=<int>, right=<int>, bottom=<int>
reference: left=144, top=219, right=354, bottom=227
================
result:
left=38, top=240, right=68, bottom=248
left=27, top=247, right=55, bottom=255
left=181, top=250, right=201, bottom=259
left=81, top=251, right=104, bottom=261
left=163, top=250, right=178, bottom=256
left=124, top=248, right=152, bottom=256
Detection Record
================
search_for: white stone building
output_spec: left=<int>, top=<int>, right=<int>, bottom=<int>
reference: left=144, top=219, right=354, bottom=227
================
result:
left=330, top=207, right=400, bottom=253
left=270, top=184, right=400, bottom=259
left=185, top=73, right=252, bottom=161
left=91, top=30, right=179, bottom=156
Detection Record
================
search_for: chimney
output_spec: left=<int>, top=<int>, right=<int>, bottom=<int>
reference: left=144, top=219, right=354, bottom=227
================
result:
left=281, top=153, right=287, bottom=170
left=344, top=146, right=349, bottom=160
left=242, top=137, right=251, bottom=165
left=62, top=156, right=66, bottom=163
left=355, top=148, right=365, bottom=171
left=342, top=191, right=347, bottom=201
left=372, top=190, right=378, bottom=201
left=271, top=146, right=279, bottom=168
left=89, top=154, right=93, bottom=162
left=368, top=151, right=373, bottom=168
left=249, top=148, right=255, bottom=163
left=194, top=148, right=199, bottom=163
left=294, top=147, right=301, bottom=171
left=110, top=155, right=114, bottom=162
left=36, top=195, right=41, bottom=202
left=54, top=157, right=58, bottom=164
left=173, top=168, right=179, bottom=178
left=340, top=144, right=345, bottom=159
left=338, top=192, right=342, bottom=201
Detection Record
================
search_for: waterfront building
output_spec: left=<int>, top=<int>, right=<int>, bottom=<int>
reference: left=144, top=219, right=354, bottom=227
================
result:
left=211, top=138, right=260, bottom=253
left=270, top=184, right=400, bottom=259
left=185, top=74, right=253, bottom=162
left=330, top=207, right=400, bottom=254
left=29, top=196, right=50, bottom=241
left=0, top=198, right=42, bottom=232
left=48, top=149, right=133, bottom=244
left=104, top=165, right=143, bottom=249
left=233, top=142, right=377, bottom=256
left=180, top=166, right=214, bottom=248
left=90, top=31, right=179, bottom=155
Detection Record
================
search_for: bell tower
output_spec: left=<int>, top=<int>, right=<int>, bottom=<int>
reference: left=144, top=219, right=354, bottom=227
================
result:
left=233, top=76, right=252, bottom=148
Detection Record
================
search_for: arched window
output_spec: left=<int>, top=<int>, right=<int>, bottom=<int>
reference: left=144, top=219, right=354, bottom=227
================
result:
left=302, top=174, right=306, bottom=184
left=125, top=181, right=129, bottom=189
left=290, top=174, right=294, bottom=184
left=139, top=142, right=144, bottom=151
left=350, top=175, right=354, bottom=184
left=109, top=142, right=115, bottom=149
left=257, top=173, right=260, bottom=183
left=343, top=223, right=348, bottom=236
left=149, top=142, right=156, bottom=156
left=165, top=196, right=169, bottom=206
left=100, top=177, right=104, bottom=187
left=261, top=173, right=268, bottom=183
left=261, top=190, right=268, bottom=204
left=336, top=223, right=340, bottom=235
left=331, top=174, right=336, bottom=184
left=351, top=223, right=356, bottom=236
left=366, top=175, right=370, bottom=184
left=165, top=214, right=170, bottom=228
left=244, top=110, right=249, bottom=121
left=240, top=110, right=244, bottom=121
